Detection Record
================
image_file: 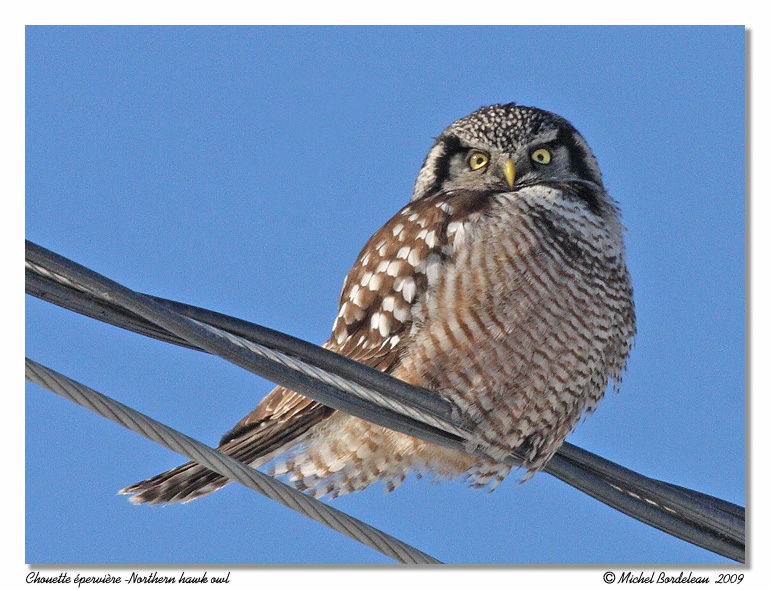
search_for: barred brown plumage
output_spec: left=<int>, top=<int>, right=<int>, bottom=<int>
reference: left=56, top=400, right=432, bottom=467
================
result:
left=120, top=103, right=635, bottom=505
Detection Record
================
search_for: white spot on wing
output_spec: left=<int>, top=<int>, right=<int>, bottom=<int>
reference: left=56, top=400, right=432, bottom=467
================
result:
left=369, top=272, right=383, bottom=291
left=378, top=313, right=391, bottom=338
left=407, top=248, right=421, bottom=267
left=402, top=277, right=416, bottom=302
left=424, top=230, right=437, bottom=249
left=386, top=260, right=403, bottom=277
left=448, top=221, right=466, bottom=247
left=393, top=303, right=410, bottom=322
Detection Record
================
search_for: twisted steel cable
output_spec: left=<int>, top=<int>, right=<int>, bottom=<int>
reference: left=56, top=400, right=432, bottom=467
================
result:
left=25, top=358, right=441, bottom=565
left=25, top=240, right=745, bottom=562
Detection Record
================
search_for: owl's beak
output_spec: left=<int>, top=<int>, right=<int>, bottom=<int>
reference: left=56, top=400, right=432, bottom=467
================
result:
left=503, top=159, right=516, bottom=189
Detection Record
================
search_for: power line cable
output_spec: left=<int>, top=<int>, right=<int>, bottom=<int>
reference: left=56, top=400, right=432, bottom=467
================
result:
left=25, top=358, right=442, bottom=565
left=27, top=260, right=745, bottom=552
left=25, top=240, right=745, bottom=562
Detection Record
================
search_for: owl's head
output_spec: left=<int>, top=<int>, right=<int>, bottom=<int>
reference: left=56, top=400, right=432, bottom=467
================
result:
left=411, top=103, right=604, bottom=203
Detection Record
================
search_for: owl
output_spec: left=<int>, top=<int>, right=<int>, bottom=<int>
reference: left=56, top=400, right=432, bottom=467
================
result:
left=120, top=103, right=636, bottom=504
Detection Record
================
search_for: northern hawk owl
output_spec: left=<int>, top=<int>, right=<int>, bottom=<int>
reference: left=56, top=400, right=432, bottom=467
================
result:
left=121, top=103, right=636, bottom=504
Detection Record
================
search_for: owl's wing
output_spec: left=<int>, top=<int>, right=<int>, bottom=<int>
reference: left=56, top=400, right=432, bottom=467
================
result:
left=120, top=196, right=449, bottom=505
left=220, top=193, right=459, bottom=444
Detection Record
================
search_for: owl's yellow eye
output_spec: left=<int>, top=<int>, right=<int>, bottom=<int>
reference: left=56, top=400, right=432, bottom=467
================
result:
left=531, top=148, right=552, bottom=165
left=468, top=151, right=489, bottom=170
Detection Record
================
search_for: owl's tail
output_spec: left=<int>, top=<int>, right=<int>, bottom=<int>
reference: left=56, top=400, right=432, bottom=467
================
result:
left=119, top=394, right=335, bottom=505
left=119, top=459, right=232, bottom=505
left=118, top=428, right=286, bottom=505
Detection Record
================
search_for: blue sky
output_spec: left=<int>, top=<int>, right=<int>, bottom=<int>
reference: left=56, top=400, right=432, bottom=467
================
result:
left=25, top=26, right=745, bottom=565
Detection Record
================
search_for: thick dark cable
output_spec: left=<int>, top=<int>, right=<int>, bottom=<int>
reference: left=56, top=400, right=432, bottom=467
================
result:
left=544, top=453, right=744, bottom=563
left=25, top=240, right=745, bottom=562
left=24, top=240, right=745, bottom=560
left=25, top=358, right=441, bottom=565
left=658, top=480, right=746, bottom=520
left=26, top=241, right=464, bottom=445
left=27, top=265, right=747, bottom=550
left=26, top=242, right=745, bottom=548
left=556, top=443, right=745, bottom=544
left=26, top=270, right=192, bottom=349
left=26, top=266, right=457, bottom=421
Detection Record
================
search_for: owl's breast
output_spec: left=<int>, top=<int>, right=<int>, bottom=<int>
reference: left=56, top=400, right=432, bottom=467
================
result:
left=396, top=185, right=635, bottom=464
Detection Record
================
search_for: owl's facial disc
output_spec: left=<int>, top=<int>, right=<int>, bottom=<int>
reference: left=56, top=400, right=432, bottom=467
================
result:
left=410, top=103, right=605, bottom=203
